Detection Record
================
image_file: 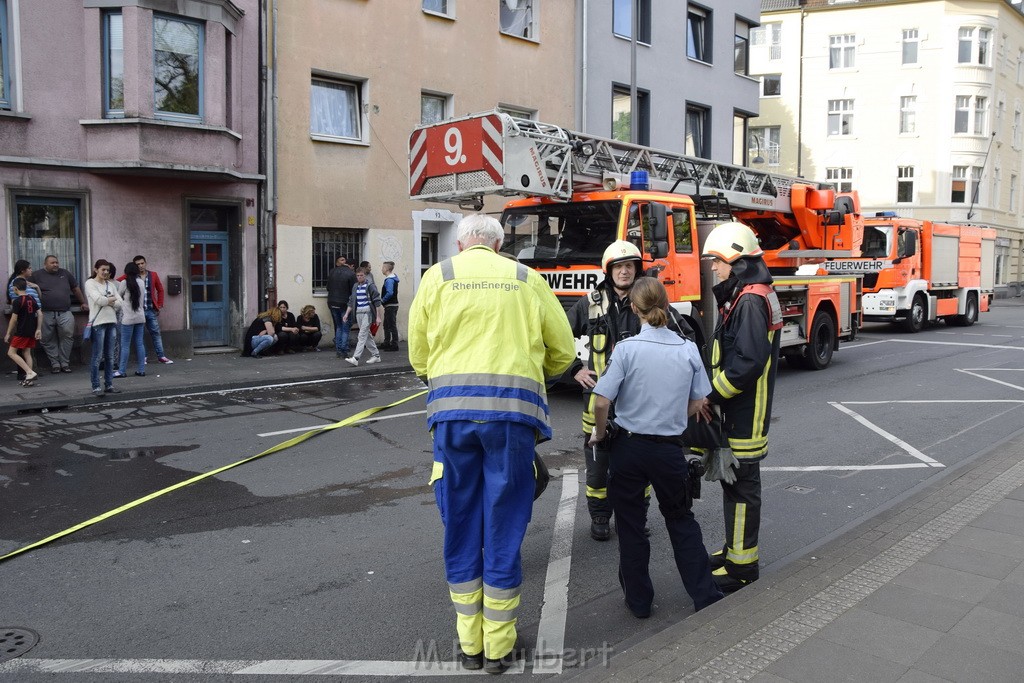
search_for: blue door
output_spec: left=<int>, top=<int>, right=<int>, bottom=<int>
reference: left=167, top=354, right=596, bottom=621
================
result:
left=190, top=231, right=229, bottom=346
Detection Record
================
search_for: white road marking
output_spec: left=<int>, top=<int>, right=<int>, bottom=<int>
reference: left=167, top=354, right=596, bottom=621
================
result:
left=136, top=371, right=415, bottom=403
left=257, top=410, right=427, bottom=437
left=883, top=339, right=1024, bottom=351
left=762, top=463, right=932, bottom=472
left=0, top=658, right=522, bottom=676
left=829, top=402, right=944, bottom=467
left=955, top=369, right=1024, bottom=393
left=533, top=468, right=579, bottom=675
left=841, top=399, right=1024, bottom=404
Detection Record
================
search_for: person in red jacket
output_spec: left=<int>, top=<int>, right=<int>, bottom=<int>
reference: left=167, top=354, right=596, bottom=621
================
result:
left=117, top=255, right=173, bottom=364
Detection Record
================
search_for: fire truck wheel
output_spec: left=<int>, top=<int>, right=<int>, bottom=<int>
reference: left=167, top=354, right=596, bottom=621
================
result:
left=950, top=294, right=978, bottom=327
left=901, top=294, right=927, bottom=333
left=800, top=311, right=835, bottom=371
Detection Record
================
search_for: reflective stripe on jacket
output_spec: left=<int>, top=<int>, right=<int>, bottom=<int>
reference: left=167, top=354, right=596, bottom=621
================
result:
left=408, top=245, right=576, bottom=439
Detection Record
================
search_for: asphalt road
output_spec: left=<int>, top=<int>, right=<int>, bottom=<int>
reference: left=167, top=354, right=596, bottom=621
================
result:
left=1, top=305, right=1022, bottom=681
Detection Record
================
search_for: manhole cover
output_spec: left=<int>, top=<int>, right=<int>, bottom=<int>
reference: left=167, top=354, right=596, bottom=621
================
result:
left=0, top=627, right=39, bottom=663
left=785, top=484, right=814, bottom=494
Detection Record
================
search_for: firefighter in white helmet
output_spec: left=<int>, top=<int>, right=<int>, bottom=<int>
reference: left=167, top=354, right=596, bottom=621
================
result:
left=700, top=221, right=782, bottom=593
left=567, top=240, right=696, bottom=541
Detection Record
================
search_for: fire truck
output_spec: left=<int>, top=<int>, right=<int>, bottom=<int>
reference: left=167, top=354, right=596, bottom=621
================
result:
left=409, top=111, right=863, bottom=370
left=818, top=214, right=996, bottom=332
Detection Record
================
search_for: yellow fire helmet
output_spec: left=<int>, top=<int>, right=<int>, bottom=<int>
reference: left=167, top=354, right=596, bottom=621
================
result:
left=601, top=240, right=642, bottom=273
left=701, top=221, right=763, bottom=263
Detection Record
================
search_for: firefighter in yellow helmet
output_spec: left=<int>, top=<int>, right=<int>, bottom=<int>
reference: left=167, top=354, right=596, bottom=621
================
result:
left=700, top=221, right=782, bottom=593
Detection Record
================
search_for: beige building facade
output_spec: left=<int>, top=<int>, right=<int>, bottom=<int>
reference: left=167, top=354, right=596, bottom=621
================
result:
left=750, top=0, right=1024, bottom=296
left=266, top=0, right=575, bottom=341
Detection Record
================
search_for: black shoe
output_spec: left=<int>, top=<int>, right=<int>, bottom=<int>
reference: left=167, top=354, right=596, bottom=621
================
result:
left=51, top=367, right=62, bottom=374
left=458, top=650, right=483, bottom=671
left=104, top=386, right=122, bottom=394
left=590, top=516, right=610, bottom=541
left=134, top=371, right=145, bottom=377
left=709, top=548, right=726, bottom=571
left=712, top=566, right=757, bottom=594
left=61, top=366, right=72, bottom=373
left=484, top=649, right=520, bottom=675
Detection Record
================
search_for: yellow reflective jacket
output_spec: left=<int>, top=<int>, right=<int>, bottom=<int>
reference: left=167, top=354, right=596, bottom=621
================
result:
left=408, top=245, right=576, bottom=439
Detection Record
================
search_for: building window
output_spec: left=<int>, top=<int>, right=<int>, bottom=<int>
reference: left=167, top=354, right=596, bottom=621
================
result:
left=827, top=167, right=853, bottom=193
left=613, top=0, right=651, bottom=44
left=951, top=166, right=981, bottom=204
left=1010, top=174, right=1018, bottom=212
left=422, top=0, right=452, bottom=17
left=421, top=92, right=448, bottom=124
left=154, top=15, right=203, bottom=121
left=1018, top=49, right=1024, bottom=85
left=0, top=0, right=10, bottom=110
left=1014, top=108, right=1022, bottom=149
left=995, top=245, right=1009, bottom=284
left=312, top=229, right=363, bottom=292
left=735, top=19, right=751, bottom=75
left=103, top=11, right=124, bottom=117
left=499, top=0, right=537, bottom=41
left=828, top=99, right=854, bottom=136
left=685, top=104, right=710, bottom=158
left=954, top=95, right=986, bottom=135
left=752, top=22, right=782, bottom=61
left=687, top=5, right=711, bottom=63
left=13, top=197, right=83, bottom=282
left=954, top=95, right=970, bottom=133
left=902, top=28, right=919, bottom=65
left=612, top=86, right=649, bottom=145
left=992, top=166, right=1001, bottom=208
left=897, top=166, right=914, bottom=203
left=762, top=74, right=781, bottom=97
left=974, top=96, right=987, bottom=135
left=310, top=77, right=363, bottom=141
left=829, top=34, right=856, bottom=69
left=958, top=27, right=991, bottom=66
left=899, top=96, right=916, bottom=134
left=749, top=126, right=780, bottom=166
left=497, top=104, right=535, bottom=120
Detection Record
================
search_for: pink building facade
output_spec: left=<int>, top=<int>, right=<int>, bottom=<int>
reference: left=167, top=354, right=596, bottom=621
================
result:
left=0, top=0, right=262, bottom=355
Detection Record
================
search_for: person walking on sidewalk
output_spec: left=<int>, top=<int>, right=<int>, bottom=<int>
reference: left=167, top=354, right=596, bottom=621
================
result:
left=701, top=222, right=782, bottom=593
left=115, top=262, right=147, bottom=378
left=379, top=261, right=400, bottom=351
left=84, top=260, right=123, bottom=397
left=327, top=257, right=356, bottom=358
left=589, top=277, right=723, bottom=617
left=5, top=277, right=42, bottom=387
left=408, top=214, right=575, bottom=674
left=342, top=268, right=383, bottom=366
left=124, top=255, right=173, bottom=365
left=31, top=255, right=88, bottom=374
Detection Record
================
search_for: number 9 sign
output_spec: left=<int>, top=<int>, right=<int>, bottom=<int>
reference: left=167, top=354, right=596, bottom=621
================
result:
left=410, top=113, right=503, bottom=196
left=444, top=127, right=467, bottom=166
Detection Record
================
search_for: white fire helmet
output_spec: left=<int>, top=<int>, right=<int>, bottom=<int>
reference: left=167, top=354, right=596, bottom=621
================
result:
left=602, top=240, right=642, bottom=273
left=701, top=222, right=763, bottom=263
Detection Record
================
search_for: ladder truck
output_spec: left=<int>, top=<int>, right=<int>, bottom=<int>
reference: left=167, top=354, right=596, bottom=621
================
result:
left=409, top=111, right=863, bottom=370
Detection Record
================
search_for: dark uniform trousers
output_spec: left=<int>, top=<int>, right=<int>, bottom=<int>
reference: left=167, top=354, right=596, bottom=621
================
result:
left=719, top=462, right=762, bottom=580
left=608, top=434, right=723, bottom=614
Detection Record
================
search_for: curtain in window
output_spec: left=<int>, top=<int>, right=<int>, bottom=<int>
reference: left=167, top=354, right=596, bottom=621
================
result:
left=311, top=80, right=359, bottom=139
left=500, top=2, right=533, bottom=38
left=686, top=109, right=705, bottom=157
left=16, top=203, right=79, bottom=281
left=154, top=17, right=201, bottom=116
left=106, top=13, right=124, bottom=112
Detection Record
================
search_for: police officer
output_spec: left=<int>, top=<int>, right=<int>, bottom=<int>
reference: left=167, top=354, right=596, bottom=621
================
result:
left=701, top=222, right=782, bottom=593
left=588, top=277, right=723, bottom=616
left=408, top=214, right=575, bottom=673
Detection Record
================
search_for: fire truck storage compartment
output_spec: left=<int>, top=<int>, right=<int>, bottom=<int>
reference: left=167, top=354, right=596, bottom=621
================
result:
left=930, top=234, right=961, bottom=287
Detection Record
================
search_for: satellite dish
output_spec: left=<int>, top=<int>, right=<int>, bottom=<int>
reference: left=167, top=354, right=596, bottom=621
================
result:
left=504, top=0, right=521, bottom=10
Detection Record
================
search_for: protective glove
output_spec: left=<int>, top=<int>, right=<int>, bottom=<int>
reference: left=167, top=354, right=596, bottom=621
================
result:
left=702, top=447, right=738, bottom=485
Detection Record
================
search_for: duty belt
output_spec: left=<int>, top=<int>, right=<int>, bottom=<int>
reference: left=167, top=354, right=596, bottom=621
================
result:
left=624, top=431, right=685, bottom=445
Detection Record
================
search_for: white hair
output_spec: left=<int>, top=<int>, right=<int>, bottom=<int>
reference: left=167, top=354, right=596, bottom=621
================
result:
left=457, top=214, right=505, bottom=246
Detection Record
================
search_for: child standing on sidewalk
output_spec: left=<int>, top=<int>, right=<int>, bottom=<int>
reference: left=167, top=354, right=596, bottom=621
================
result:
left=5, top=277, right=42, bottom=386
left=342, top=267, right=384, bottom=366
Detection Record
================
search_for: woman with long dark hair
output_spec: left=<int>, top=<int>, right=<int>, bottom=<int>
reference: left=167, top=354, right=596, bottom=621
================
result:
left=116, top=261, right=147, bottom=378
left=84, top=259, right=123, bottom=396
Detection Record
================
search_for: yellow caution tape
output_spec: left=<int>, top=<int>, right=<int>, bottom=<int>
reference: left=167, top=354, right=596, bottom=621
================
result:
left=0, top=389, right=428, bottom=564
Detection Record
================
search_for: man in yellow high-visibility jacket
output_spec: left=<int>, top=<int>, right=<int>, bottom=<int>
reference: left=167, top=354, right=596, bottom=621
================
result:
left=409, top=214, right=575, bottom=674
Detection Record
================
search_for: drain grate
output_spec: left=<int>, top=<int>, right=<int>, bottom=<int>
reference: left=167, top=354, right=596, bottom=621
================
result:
left=0, top=628, right=39, bottom=664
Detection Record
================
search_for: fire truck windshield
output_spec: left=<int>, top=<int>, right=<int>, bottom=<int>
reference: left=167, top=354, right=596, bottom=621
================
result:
left=499, top=200, right=621, bottom=265
left=863, top=223, right=894, bottom=258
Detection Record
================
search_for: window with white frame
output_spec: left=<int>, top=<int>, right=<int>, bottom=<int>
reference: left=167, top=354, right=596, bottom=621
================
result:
left=1018, top=49, right=1024, bottom=85
left=996, top=97, right=1005, bottom=137
left=0, top=0, right=11, bottom=110
left=12, top=196, right=85, bottom=282
left=154, top=14, right=204, bottom=120
left=752, top=22, right=782, bottom=60
left=999, top=33, right=1007, bottom=72
left=420, top=92, right=449, bottom=124
left=829, top=34, right=855, bottom=69
left=310, top=77, right=363, bottom=141
left=685, top=104, right=710, bottom=158
left=958, top=27, right=991, bottom=65
left=1014, top=108, right=1022, bottom=149
left=422, top=0, right=453, bottom=17
left=899, top=95, right=916, bottom=134
left=103, top=11, right=124, bottom=117
left=312, top=228, right=363, bottom=292
left=992, top=166, right=1001, bottom=208
left=687, top=5, right=711, bottom=63
left=1011, top=174, right=1018, bottom=212
left=974, top=96, right=987, bottom=135
left=902, top=28, right=919, bottom=65
left=954, top=95, right=987, bottom=135
left=955, top=95, right=970, bottom=133
left=735, top=19, right=752, bottom=75
left=762, top=74, right=781, bottom=97
left=749, top=126, right=780, bottom=166
left=499, top=0, right=537, bottom=41
left=827, top=167, right=854, bottom=193
left=951, top=165, right=982, bottom=203
left=897, top=166, right=914, bottom=203
left=995, top=245, right=1009, bottom=284
left=613, top=0, right=651, bottom=44
left=827, top=99, right=854, bottom=136
left=497, top=104, right=536, bottom=120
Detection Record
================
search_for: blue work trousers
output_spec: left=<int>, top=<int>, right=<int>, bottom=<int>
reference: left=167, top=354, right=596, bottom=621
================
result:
left=608, top=434, right=723, bottom=614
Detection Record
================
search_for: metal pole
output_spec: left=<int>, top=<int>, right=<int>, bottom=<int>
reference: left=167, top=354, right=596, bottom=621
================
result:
left=630, top=0, right=638, bottom=143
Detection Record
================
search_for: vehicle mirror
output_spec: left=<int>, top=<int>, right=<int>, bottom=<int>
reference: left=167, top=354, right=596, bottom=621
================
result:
left=649, top=202, right=669, bottom=241
left=650, top=241, right=668, bottom=258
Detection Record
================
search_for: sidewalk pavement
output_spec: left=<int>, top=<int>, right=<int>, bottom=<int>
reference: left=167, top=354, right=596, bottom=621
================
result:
left=0, top=343, right=415, bottom=417
left=568, top=427, right=1024, bottom=682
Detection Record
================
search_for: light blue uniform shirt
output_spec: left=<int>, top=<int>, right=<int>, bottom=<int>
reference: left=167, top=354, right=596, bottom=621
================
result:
left=592, top=323, right=711, bottom=436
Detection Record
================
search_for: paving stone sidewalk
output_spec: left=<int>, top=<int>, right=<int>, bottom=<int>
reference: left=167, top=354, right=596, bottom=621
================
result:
left=565, top=427, right=1024, bottom=683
